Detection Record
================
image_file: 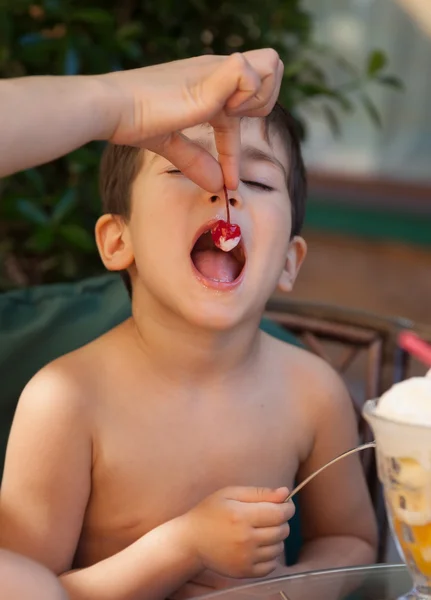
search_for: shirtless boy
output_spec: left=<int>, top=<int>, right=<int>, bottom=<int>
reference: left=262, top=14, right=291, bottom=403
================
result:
left=0, top=102, right=377, bottom=600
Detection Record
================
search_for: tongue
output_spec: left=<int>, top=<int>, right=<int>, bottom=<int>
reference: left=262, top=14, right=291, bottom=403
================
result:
left=193, top=249, right=239, bottom=283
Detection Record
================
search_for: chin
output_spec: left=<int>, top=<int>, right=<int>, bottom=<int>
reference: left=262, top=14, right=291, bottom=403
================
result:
left=179, top=301, right=250, bottom=332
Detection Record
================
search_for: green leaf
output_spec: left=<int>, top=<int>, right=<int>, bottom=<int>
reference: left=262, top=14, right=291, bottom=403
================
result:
left=335, top=55, right=359, bottom=77
left=26, top=228, right=55, bottom=253
left=44, top=0, right=62, bottom=15
left=60, top=253, right=79, bottom=278
left=378, top=75, right=404, bottom=90
left=59, top=224, right=95, bottom=251
left=70, top=9, right=113, bottom=25
left=68, top=147, right=100, bottom=168
left=361, top=94, right=382, bottom=128
left=299, top=82, right=353, bottom=112
left=0, top=45, right=9, bottom=67
left=189, top=0, right=207, bottom=11
left=367, top=50, right=387, bottom=77
left=52, top=189, right=77, bottom=224
left=331, top=92, right=353, bottom=113
left=283, top=61, right=304, bottom=78
left=16, top=199, right=49, bottom=225
left=23, top=169, right=45, bottom=195
left=322, top=105, right=341, bottom=137
left=119, top=40, right=143, bottom=61
left=116, top=22, right=144, bottom=41
left=298, top=82, right=335, bottom=97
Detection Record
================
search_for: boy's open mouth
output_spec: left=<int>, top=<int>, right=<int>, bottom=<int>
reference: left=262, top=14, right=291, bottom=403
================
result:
left=191, top=230, right=246, bottom=285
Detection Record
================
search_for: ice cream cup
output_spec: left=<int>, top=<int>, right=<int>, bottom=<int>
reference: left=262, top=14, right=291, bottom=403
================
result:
left=364, top=399, right=431, bottom=600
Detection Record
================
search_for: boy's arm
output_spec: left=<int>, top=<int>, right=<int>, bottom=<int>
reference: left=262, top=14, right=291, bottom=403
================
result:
left=0, top=365, right=92, bottom=573
left=0, top=365, right=201, bottom=600
left=60, top=519, right=201, bottom=600
left=290, top=359, right=378, bottom=572
left=0, top=550, right=67, bottom=600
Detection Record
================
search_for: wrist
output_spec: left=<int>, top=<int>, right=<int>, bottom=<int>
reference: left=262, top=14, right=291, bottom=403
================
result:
left=172, top=512, right=204, bottom=575
left=87, top=72, right=126, bottom=142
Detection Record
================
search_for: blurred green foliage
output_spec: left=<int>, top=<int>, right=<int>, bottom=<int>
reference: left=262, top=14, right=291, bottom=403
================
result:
left=0, top=0, right=401, bottom=289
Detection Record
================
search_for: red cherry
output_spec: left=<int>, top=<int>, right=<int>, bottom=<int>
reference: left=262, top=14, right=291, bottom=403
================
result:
left=211, top=220, right=241, bottom=250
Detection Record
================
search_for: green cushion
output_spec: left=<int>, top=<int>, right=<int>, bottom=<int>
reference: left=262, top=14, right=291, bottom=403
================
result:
left=0, top=274, right=130, bottom=468
left=0, top=273, right=302, bottom=563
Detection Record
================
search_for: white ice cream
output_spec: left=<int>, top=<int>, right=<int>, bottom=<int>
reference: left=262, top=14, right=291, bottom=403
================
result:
left=375, top=370, right=431, bottom=426
left=367, top=371, right=431, bottom=526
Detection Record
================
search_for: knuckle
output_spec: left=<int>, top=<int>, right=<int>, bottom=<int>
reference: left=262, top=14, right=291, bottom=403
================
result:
left=255, top=503, right=269, bottom=524
left=255, top=560, right=277, bottom=577
left=230, top=52, right=247, bottom=69
left=268, top=560, right=278, bottom=573
left=246, top=106, right=270, bottom=117
left=238, top=548, right=253, bottom=571
left=281, top=523, right=291, bottom=539
left=265, top=48, right=280, bottom=65
left=234, top=532, right=246, bottom=548
left=284, top=500, right=296, bottom=519
left=269, top=505, right=286, bottom=526
left=228, top=506, right=244, bottom=526
left=276, top=541, right=285, bottom=555
left=256, top=486, right=267, bottom=498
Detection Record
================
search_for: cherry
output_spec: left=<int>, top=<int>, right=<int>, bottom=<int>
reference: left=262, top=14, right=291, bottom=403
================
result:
left=210, top=185, right=242, bottom=252
left=211, top=220, right=241, bottom=252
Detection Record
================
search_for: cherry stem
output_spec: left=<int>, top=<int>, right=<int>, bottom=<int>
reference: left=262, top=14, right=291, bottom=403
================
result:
left=223, top=185, right=231, bottom=224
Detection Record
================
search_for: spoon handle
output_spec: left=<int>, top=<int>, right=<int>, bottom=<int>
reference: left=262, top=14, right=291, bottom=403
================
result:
left=284, top=441, right=376, bottom=503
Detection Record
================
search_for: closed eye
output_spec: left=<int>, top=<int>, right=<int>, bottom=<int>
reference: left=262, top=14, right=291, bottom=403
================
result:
left=242, top=180, right=275, bottom=192
left=167, top=171, right=274, bottom=192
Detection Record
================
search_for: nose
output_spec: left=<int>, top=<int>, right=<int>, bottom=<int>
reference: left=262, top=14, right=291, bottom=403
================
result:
left=209, top=190, right=241, bottom=208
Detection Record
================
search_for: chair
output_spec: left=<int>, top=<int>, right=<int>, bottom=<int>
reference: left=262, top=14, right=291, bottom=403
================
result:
left=265, top=294, right=431, bottom=563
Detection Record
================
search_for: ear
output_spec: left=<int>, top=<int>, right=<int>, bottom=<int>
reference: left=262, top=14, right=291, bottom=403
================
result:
left=278, top=236, right=307, bottom=293
left=95, top=214, right=134, bottom=272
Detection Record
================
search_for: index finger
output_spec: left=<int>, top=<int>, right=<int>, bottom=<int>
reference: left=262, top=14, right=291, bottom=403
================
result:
left=248, top=501, right=295, bottom=528
left=211, top=115, right=241, bottom=190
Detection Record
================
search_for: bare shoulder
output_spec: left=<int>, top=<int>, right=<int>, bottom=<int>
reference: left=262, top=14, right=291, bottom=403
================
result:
left=16, top=321, right=128, bottom=424
left=262, top=331, right=351, bottom=415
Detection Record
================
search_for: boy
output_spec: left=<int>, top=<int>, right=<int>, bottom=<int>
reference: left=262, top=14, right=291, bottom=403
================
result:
left=0, top=103, right=377, bottom=600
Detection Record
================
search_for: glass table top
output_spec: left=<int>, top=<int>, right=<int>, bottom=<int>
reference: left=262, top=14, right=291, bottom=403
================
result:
left=200, top=564, right=412, bottom=600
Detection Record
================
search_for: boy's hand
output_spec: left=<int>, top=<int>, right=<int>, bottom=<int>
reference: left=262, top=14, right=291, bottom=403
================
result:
left=98, top=50, right=283, bottom=191
left=179, top=486, right=294, bottom=579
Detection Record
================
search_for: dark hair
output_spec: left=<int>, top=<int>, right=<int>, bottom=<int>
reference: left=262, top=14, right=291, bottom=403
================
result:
left=262, top=103, right=307, bottom=237
left=99, top=102, right=307, bottom=296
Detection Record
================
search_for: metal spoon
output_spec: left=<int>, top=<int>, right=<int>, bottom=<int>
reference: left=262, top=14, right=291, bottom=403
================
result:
left=284, top=441, right=376, bottom=503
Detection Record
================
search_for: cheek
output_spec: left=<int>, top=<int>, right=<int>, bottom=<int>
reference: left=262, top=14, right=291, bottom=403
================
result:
left=129, top=182, right=188, bottom=257
left=253, top=199, right=292, bottom=253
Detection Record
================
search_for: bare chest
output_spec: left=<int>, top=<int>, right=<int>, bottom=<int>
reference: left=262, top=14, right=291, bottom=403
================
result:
left=77, top=387, right=301, bottom=565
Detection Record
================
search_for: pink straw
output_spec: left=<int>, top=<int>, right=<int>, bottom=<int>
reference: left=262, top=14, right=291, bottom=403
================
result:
left=398, top=331, right=431, bottom=367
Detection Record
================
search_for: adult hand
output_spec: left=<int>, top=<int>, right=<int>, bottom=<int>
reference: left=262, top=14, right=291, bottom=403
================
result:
left=0, top=50, right=283, bottom=191
left=98, top=49, right=284, bottom=190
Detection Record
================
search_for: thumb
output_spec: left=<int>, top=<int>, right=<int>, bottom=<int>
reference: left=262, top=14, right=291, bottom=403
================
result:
left=225, top=486, right=290, bottom=503
left=147, top=131, right=223, bottom=193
